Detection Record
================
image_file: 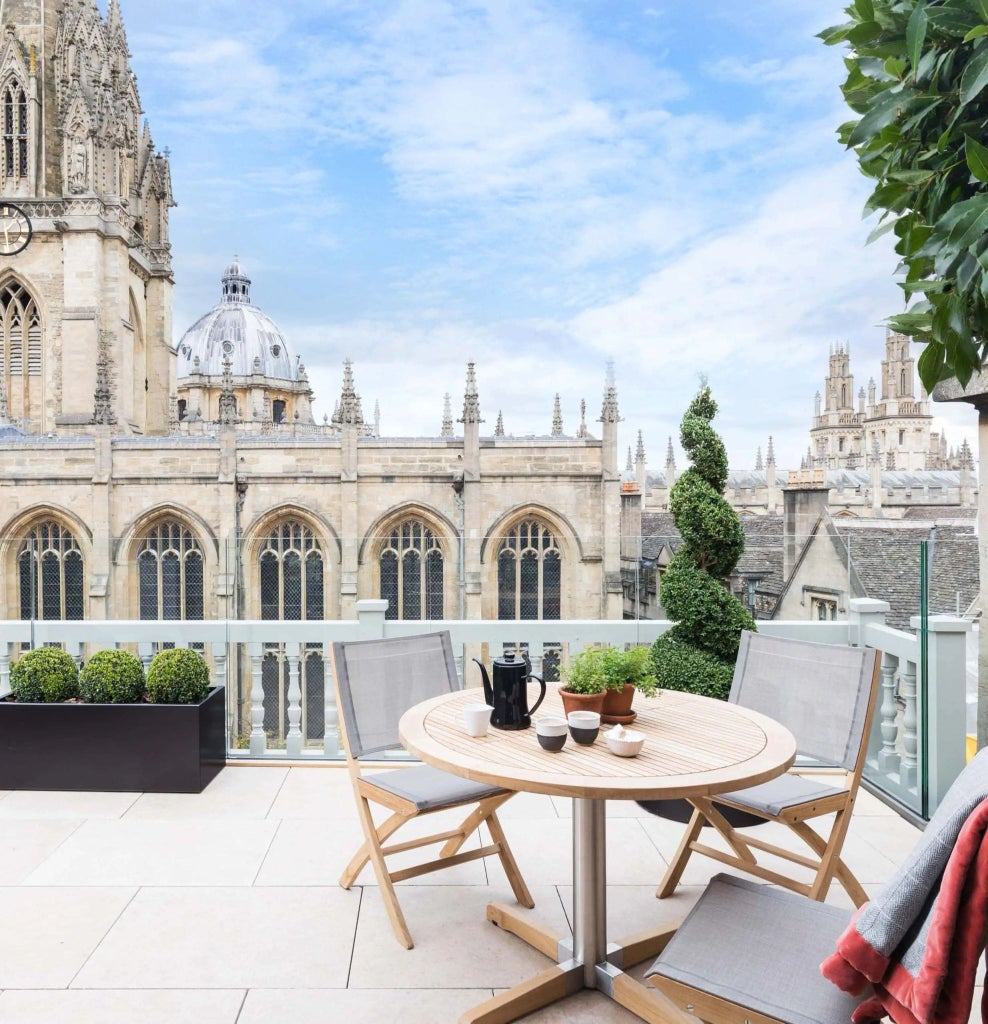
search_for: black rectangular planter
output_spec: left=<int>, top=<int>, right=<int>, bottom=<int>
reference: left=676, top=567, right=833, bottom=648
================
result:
left=0, top=686, right=226, bottom=793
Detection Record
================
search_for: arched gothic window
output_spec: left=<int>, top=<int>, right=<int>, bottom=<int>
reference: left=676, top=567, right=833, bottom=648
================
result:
left=2, top=80, right=28, bottom=184
left=497, top=519, right=561, bottom=620
left=258, top=521, right=325, bottom=748
left=0, top=281, right=41, bottom=422
left=900, top=368, right=907, bottom=397
left=18, top=521, right=84, bottom=620
left=258, top=521, right=324, bottom=621
left=379, top=519, right=444, bottom=620
left=137, top=521, right=204, bottom=620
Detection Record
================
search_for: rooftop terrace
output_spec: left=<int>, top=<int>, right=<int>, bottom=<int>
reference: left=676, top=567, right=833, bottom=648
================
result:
left=0, top=764, right=951, bottom=1024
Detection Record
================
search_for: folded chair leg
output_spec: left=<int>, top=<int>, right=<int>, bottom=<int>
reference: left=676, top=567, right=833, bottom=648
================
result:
left=485, top=809, right=535, bottom=908
left=693, top=797, right=758, bottom=866
left=790, top=816, right=867, bottom=906
left=339, top=809, right=406, bottom=889
left=656, top=806, right=705, bottom=899
left=353, top=795, right=415, bottom=949
left=440, top=795, right=510, bottom=858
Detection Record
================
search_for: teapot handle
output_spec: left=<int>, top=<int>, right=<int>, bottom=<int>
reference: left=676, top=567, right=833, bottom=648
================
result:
left=529, top=673, right=547, bottom=716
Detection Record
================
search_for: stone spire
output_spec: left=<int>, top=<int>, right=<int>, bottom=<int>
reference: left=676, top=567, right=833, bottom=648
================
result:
left=626, top=446, right=633, bottom=472
left=441, top=393, right=454, bottom=437
left=332, top=359, right=364, bottom=427
left=766, top=436, right=776, bottom=467
left=218, top=357, right=238, bottom=425
left=599, top=360, right=620, bottom=424
left=551, top=394, right=563, bottom=436
left=755, top=446, right=763, bottom=471
left=577, top=399, right=589, bottom=439
left=460, top=363, right=482, bottom=425
left=495, top=410, right=505, bottom=437
left=869, top=437, right=881, bottom=466
left=374, top=400, right=381, bottom=435
left=664, top=436, right=677, bottom=492
left=92, top=330, right=116, bottom=425
left=636, top=430, right=646, bottom=465
left=960, top=438, right=974, bottom=468
left=665, top=436, right=675, bottom=468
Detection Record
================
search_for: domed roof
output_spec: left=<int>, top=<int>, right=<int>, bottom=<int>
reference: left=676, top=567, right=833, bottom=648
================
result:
left=176, top=260, right=304, bottom=380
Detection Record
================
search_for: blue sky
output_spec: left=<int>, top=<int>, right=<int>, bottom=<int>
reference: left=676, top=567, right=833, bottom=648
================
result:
left=118, top=0, right=979, bottom=468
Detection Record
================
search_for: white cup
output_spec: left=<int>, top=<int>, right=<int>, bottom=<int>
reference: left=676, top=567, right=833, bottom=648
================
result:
left=535, top=716, right=568, bottom=737
left=567, top=711, right=601, bottom=729
left=463, top=702, right=493, bottom=737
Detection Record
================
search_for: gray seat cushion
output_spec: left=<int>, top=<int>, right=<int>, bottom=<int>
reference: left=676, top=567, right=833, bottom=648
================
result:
left=716, top=774, right=844, bottom=816
left=363, top=764, right=505, bottom=811
left=647, top=874, right=863, bottom=1024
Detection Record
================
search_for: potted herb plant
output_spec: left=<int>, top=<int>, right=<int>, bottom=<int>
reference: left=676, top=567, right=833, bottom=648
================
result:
left=599, top=646, right=659, bottom=724
left=0, top=646, right=225, bottom=794
left=558, top=647, right=612, bottom=717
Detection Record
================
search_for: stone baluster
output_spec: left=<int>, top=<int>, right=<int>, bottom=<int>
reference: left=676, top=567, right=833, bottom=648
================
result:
left=138, top=641, right=154, bottom=674
left=900, top=659, right=919, bottom=790
left=249, top=642, right=266, bottom=756
left=876, top=652, right=900, bottom=774
left=285, top=641, right=302, bottom=758
left=323, top=643, right=339, bottom=758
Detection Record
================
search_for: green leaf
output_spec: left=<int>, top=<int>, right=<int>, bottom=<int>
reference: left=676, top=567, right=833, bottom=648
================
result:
left=916, top=338, right=948, bottom=390
left=966, top=134, right=988, bottom=180
left=867, top=218, right=898, bottom=244
left=847, top=86, right=918, bottom=148
left=855, top=0, right=875, bottom=22
left=927, top=6, right=980, bottom=37
left=963, top=24, right=988, bottom=41
left=960, top=45, right=988, bottom=104
left=973, top=0, right=988, bottom=23
left=907, top=3, right=928, bottom=73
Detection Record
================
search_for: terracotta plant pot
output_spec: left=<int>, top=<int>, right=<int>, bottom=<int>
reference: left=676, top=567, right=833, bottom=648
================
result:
left=558, top=687, right=606, bottom=718
left=600, top=683, right=636, bottom=724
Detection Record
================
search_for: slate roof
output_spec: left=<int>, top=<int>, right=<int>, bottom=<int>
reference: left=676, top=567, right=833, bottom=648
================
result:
left=901, top=505, right=977, bottom=520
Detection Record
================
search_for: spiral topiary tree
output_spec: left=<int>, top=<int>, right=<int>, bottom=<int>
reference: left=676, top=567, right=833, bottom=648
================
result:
left=650, top=386, right=755, bottom=700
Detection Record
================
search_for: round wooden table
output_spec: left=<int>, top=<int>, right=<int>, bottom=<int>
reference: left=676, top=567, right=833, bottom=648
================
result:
left=399, top=686, right=797, bottom=1024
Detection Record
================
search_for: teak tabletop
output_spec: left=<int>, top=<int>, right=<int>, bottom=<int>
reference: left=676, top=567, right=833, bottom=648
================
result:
left=399, top=685, right=797, bottom=802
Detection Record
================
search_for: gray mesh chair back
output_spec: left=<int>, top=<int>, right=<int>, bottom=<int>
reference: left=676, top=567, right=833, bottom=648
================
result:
left=730, top=631, right=875, bottom=770
left=333, top=631, right=460, bottom=758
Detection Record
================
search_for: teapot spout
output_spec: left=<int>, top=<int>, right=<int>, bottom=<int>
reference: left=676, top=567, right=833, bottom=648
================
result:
left=472, top=658, right=494, bottom=706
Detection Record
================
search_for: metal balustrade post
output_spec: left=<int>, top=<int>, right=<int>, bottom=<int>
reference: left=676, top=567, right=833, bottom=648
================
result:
left=285, top=641, right=303, bottom=758
left=911, top=614, right=971, bottom=810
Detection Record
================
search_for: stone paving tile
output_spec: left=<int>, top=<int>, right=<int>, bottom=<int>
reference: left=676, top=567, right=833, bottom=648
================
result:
left=73, top=887, right=357, bottom=990
left=0, top=990, right=245, bottom=1024
left=238, top=988, right=494, bottom=1024
left=348, top=883, right=570, bottom=990
left=23, top=818, right=278, bottom=887
left=124, top=766, right=288, bottom=821
left=0, top=791, right=139, bottom=820
left=0, top=887, right=135, bottom=988
left=265, top=767, right=356, bottom=820
left=0, top=819, right=80, bottom=883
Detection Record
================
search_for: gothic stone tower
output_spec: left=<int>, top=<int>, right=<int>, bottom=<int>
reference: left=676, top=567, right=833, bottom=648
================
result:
left=0, top=0, right=175, bottom=436
left=809, top=343, right=864, bottom=468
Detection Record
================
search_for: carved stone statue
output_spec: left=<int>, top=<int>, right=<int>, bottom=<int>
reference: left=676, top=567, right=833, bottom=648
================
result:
left=68, top=137, right=88, bottom=194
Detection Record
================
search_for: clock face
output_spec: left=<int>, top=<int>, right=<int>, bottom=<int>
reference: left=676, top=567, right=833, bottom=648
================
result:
left=0, top=203, right=32, bottom=256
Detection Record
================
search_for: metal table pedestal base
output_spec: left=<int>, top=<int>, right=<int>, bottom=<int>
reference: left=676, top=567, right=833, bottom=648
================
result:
left=458, top=799, right=689, bottom=1024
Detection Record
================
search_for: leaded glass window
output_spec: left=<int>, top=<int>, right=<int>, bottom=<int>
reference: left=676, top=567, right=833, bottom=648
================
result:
left=378, top=520, right=444, bottom=620
left=258, top=521, right=326, bottom=749
left=137, top=521, right=204, bottom=620
left=496, top=519, right=561, bottom=620
left=18, top=521, right=84, bottom=620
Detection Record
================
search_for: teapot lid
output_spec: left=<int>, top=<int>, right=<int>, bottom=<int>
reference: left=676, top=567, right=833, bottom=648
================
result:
left=493, top=651, right=526, bottom=668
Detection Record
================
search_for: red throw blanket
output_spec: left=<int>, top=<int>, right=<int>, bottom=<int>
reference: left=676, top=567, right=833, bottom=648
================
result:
left=822, top=798, right=988, bottom=1024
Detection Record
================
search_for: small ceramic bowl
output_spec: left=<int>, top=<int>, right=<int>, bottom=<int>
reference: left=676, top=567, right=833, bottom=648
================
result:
left=536, top=716, right=568, bottom=752
left=568, top=710, right=600, bottom=746
left=605, top=726, right=645, bottom=758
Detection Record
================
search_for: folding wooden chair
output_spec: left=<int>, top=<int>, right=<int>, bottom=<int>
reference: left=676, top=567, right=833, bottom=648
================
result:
left=656, top=631, right=881, bottom=907
left=331, top=630, right=534, bottom=949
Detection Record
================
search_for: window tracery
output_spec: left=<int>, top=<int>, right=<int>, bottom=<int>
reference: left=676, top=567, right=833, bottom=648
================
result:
left=18, top=521, right=84, bottom=620
left=497, top=519, right=561, bottom=620
left=379, top=519, right=444, bottom=620
left=0, top=280, right=42, bottom=425
left=137, top=520, right=204, bottom=621
left=1, top=79, right=28, bottom=186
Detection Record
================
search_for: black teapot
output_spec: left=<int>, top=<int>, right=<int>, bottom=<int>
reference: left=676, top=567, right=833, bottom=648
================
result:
left=473, top=652, right=546, bottom=730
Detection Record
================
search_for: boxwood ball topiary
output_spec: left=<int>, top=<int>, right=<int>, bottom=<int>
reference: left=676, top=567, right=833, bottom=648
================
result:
left=10, top=647, right=80, bottom=703
left=79, top=649, right=146, bottom=704
left=650, top=386, right=756, bottom=698
left=146, top=648, right=210, bottom=704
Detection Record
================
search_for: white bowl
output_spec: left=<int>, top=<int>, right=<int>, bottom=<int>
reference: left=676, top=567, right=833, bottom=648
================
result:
left=605, top=727, right=645, bottom=758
